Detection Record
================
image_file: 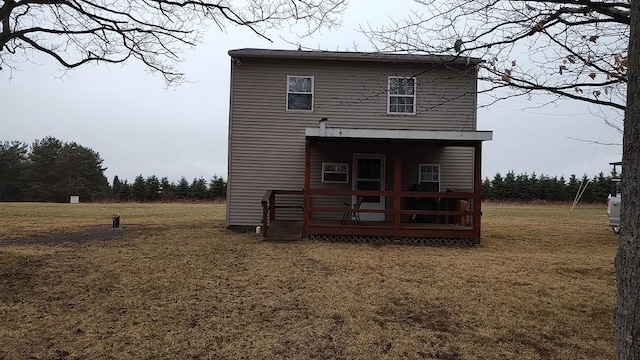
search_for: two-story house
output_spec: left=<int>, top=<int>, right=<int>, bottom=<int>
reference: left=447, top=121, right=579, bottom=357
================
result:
left=227, top=48, right=492, bottom=244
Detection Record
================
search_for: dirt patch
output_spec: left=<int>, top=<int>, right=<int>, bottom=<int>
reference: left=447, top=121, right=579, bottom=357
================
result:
left=0, top=226, right=125, bottom=246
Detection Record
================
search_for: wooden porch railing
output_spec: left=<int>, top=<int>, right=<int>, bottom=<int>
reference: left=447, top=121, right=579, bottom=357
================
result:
left=305, top=189, right=479, bottom=239
left=262, top=189, right=480, bottom=241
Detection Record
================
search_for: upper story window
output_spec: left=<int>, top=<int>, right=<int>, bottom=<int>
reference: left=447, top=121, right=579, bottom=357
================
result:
left=388, top=77, right=416, bottom=114
left=287, top=75, right=314, bottom=111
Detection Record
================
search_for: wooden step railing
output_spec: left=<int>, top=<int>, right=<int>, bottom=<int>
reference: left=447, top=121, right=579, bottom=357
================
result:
left=261, top=190, right=304, bottom=237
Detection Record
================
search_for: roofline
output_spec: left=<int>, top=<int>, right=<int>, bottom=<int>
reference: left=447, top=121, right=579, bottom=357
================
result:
left=228, top=48, right=483, bottom=66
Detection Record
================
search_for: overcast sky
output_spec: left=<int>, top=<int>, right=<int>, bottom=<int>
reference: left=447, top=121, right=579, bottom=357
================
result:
left=1, top=0, right=623, bottom=185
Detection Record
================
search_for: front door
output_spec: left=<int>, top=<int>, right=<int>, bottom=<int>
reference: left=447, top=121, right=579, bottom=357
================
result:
left=353, top=154, right=385, bottom=221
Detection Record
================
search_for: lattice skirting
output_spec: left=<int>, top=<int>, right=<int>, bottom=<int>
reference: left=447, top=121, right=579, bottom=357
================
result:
left=307, top=234, right=475, bottom=246
left=308, top=234, right=392, bottom=243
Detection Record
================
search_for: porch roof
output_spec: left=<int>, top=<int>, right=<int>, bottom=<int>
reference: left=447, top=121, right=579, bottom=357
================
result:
left=305, top=127, right=493, bottom=142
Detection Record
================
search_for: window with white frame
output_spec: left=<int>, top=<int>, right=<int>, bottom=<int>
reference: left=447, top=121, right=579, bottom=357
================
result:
left=388, top=77, right=416, bottom=114
left=322, top=162, right=349, bottom=183
left=287, top=75, right=314, bottom=111
left=419, top=164, right=440, bottom=191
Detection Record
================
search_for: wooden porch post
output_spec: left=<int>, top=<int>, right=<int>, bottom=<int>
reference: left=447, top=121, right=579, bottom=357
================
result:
left=262, top=200, right=268, bottom=238
left=473, top=141, right=483, bottom=244
left=269, top=191, right=276, bottom=222
left=394, top=144, right=402, bottom=238
left=303, top=139, right=311, bottom=239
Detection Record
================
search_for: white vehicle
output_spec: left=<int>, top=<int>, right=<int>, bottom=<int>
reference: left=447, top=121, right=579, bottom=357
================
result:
left=607, top=161, right=622, bottom=234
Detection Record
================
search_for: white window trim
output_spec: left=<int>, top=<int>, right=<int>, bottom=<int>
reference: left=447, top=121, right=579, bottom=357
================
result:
left=418, top=163, right=440, bottom=191
left=286, top=75, right=314, bottom=112
left=387, top=76, right=417, bottom=115
left=322, top=162, right=349, bottom=183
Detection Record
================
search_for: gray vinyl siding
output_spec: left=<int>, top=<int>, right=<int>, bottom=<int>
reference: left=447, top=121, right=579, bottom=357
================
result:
left=401, top=145, right=474, bottom=191
left=228, top=57, right=478, bottom=226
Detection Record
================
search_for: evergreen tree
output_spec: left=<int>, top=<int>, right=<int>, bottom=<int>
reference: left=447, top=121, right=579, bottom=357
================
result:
left=119, top=180, right=131, bottom=201
left=191, top=177, right=208, bottom=200
left=481, top=177, right=492, bottom=200
left=22, top=137, right=63, bottom=201
left=503, top=171, right=517, bottom=201
left=555, top=176, right=568, bottom=202
left=592, top=172, right=611, bottom=203
left=579, top=175, right=594, bottom=203
left=160, top=177, right=175, bottom=201
left=131, top=175, right=146, bottom=202
left=537, top=174, right=550, bottom=201
left=175, top=177, right=190, bottom=199
left=112, top=175, right=122, bottom=201
left=208, top=175, right=227, bottom=199
left=491, top=173, right=505, bottom=200
left=20, top=137, right=108, bottom=202
left=56, top=141, right=109, bottom=202
left=566, top=175, right=580, bottom=204
left=145, top=175, right=161, bottom=201
left=515, top=173, right=531, bottom=201
left=0, top=141, right=28, bottom=201
left=529, top=173, right=540, bottom=200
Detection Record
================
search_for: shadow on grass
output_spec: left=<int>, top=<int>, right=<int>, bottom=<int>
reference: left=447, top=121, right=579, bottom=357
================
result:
left=0, top=226, right=126, bottom=246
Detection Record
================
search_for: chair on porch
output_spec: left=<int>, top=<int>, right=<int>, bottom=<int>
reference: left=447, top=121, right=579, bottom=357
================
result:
left=341, top=196, right=364, bottom=224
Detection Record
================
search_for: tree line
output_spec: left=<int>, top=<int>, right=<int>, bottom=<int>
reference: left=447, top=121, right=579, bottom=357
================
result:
left=482, top=171, right=614, bottom=203
left=0, top=137, right=227, bottom=202
left=0, top=137, right=615, bottom=204
left=111, top=175, right=226, bottom=202
left=0, top=137, right=109, bottom=202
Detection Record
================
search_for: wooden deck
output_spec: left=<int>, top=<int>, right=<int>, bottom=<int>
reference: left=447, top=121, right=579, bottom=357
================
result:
left=264, top=219, right=474, bottom=241
left=262, top=189, right=481, bottom=243
left=306, top=219, right=475, bottom=239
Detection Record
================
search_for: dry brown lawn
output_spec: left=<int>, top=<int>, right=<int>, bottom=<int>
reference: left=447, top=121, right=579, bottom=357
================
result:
left=0, top=202, right=616, bottom=359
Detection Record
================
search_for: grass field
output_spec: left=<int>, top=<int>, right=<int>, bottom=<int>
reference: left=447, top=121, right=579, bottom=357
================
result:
left=0, top=202, right=617, bottom=359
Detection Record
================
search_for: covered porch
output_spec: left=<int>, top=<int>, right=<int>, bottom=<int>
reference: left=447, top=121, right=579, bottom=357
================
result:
left=261, top=126, right=492, bottom=243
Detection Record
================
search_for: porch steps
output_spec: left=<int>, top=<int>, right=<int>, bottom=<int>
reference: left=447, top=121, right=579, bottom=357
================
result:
left=265, top=220, right=302, bottom=241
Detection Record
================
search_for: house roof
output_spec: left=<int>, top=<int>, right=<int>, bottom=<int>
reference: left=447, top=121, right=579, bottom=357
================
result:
left=305, top=127, right=493, bottom=142
left=228, top=48, right=483, bottom=66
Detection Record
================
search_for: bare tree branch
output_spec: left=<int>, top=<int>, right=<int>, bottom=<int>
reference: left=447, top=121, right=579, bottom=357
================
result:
left=364, top=0, right=629, bottom=111
left=0, top=0, right=347, bottom=85
left=567, top=136, right=622, bottom=145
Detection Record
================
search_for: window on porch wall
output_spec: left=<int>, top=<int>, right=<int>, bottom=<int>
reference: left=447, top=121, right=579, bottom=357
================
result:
left=418, top=164, right=440, bottom=192
left=322, top=162, right=349, bottom=183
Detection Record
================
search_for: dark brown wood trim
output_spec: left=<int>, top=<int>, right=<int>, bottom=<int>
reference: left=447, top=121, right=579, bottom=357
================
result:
left=307, top=206, right=477, bottom=216
left=269, top=191, right=276, bottom=222
left=473, top=142, right=482, bottom=244
left=261, top=190, right=273, bottom=205
left=303, top=140, right=311, bottom=238
left=308, top=188, right=475, bottom=198
left=394, top=145, right=402, bottom=238
left=262, top=201, right=268, bottom=238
